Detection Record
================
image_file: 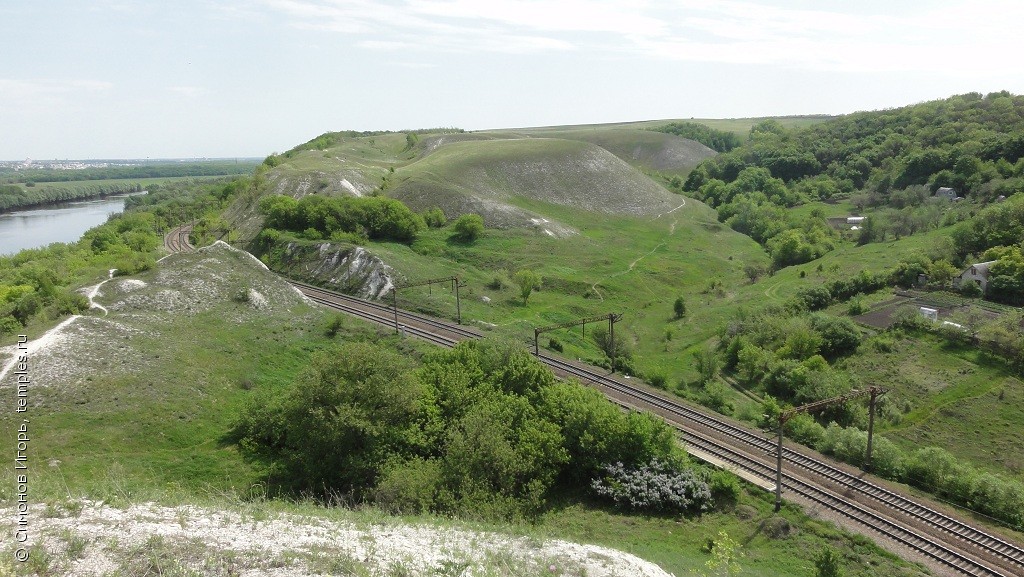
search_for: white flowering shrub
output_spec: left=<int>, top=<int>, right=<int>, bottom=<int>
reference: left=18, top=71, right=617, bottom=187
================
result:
left=591, top=459, right=713, bottom=513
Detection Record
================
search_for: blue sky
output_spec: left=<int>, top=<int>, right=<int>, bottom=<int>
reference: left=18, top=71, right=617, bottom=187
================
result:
left=3, top=0, right=1023, bottom=159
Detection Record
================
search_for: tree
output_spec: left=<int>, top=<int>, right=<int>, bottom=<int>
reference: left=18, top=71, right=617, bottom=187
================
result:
left=814, top=546, right=843, bottom=577
left=927, top=259, right=958, bottom=287
left=673, top=296, right=687, bottom=319
left=233, top=342, right=423, bottom=491
left=743, top=262, right=766, bottom=283
left=451, top=213, right=484, bottom=241
left=694, top=345, right=719, bottom=385
left=513, top=269, right=541, bottom=305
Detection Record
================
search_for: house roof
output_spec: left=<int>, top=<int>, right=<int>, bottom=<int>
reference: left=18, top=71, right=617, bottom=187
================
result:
left=935, top=187, right=957, bottom=196
left=961, top=260, right=997, bottom=277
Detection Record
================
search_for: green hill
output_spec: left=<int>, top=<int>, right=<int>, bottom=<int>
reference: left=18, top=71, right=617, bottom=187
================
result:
left=487, top=127, right=717, bottom=175
left=389, top=137, right=686, bottom=231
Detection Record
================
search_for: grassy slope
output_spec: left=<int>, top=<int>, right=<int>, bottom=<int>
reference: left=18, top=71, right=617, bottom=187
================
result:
left=490, top=115, right=830, bottom=136
left=388, top=138, right=684, bottom=227
left=484, top=126, right=716, bottom=175
left=0, top=243, right=925, bottom=577
left=0, top=247, right=342, bottom=498
left=239, top=120, right=1022, bottom=502
left=840, top=332, right=1024, bottom=479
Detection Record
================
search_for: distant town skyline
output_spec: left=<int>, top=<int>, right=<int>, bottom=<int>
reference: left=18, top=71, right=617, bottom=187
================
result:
left=3, top=0, right=1023, bottom=159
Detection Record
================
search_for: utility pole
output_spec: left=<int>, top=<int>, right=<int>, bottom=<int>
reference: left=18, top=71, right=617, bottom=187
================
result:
left=454, top=277, right=461, bottom=324
left=772, top=386, right=887, bottom=512
left=392, top=287, right=399, bottom=333
left=864, top=386, right=886, bottom=472
left=610, top=314, right=616, bottom=373
left=392, top=276, right=462, bottom=325
left=533, top=313, right=622, bottom=370
left=775, top=418, right=784, bottom=513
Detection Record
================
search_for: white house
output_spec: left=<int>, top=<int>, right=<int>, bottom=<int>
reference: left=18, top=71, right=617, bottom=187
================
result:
left=954, top=261, right=996, bottom=294
left=934, top=187, right=960, bottom=201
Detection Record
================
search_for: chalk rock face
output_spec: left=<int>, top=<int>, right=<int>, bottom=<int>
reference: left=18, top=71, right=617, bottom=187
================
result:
left=275, top=241, right=396, bottom=300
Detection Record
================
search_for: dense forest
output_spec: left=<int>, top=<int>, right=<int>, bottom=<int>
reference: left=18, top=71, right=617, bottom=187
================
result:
left=0, top=160, right=258, bottom=185
left=678, top=92, right=1024, bottom=300
left=686, top=91, right=1024, bottom=198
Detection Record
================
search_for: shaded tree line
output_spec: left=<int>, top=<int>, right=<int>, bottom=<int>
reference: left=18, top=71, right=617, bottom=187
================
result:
left=653, top=121, right=742, bottom=153
left=0, top=182, right=143, bottom=212
left=1, top=161, right=256, bottom=185
left=258, top=194, right=425, bottom=244
left=685, top=92, right=1024, bottom=205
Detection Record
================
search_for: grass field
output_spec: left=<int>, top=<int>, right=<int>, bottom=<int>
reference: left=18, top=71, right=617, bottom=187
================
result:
left=839, top=332, right=1024, bottom=480
left=0, top=244, right=926, bottom=577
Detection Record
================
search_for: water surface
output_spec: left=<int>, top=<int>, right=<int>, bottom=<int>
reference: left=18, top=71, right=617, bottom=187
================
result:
left=0, top=193, right=144, bottom=256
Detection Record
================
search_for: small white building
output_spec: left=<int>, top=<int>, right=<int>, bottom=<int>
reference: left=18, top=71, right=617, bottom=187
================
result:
left=954, top=261, right=996, bottom=294
left=919, top=307, right=938, bottom=321
left=934, top=187, right=960, bottom=201
left=846, top=216, right=866, bottom=224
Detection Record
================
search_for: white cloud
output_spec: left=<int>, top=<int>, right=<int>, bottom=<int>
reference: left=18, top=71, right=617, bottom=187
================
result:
left=257, top=0, right=1024, bottom=76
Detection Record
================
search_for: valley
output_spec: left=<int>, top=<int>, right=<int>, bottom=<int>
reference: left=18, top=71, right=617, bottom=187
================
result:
left=3, top=94, right=1024, bottom=577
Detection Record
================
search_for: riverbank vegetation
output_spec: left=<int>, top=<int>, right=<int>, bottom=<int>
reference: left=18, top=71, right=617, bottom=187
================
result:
left=0, top=160, right=259, bottom=213
left=0, top=177, right=250, bottom=340
left=0, top=181, right=143, bottom=212
left=0, top=160, right=258, bottom=185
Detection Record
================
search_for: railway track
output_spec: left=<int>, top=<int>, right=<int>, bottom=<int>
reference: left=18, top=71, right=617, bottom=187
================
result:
left=292, top=280, right=1024, bottom=577
left=159, top=228, right=1022, bottom=577
left=163, top=223, right=194, bottom=253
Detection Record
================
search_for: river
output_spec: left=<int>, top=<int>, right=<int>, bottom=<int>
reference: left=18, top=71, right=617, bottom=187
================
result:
left=0, top=193, right=145, bottom=256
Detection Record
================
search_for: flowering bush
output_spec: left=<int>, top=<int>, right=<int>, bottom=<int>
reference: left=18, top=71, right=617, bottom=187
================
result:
left=591, top=459, right=712, bottom=513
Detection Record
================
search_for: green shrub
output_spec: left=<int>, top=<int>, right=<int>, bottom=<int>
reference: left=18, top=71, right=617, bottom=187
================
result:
left=709, top=470, right=741, bottom=509
left=486, top=272, right=509, bottom=290
left=648, top=372, right=667, bottom=389
left=959, top=281, right=983, bottom=297
left=847, top=294, right=865, bottom=315
left=374, top=458, right=443, bottom=514
left=259, top=194, right=424, bottom=244
left=0, top=315, right=20, bottom=335
left=451, top=213, right=484, bottom=242
left=324, top=313, right=346, bottom=337
left=795, top=285, right=832, bottom=310
left=233, top=342, right=422, bottom=491
left=50, top=291, right=90, bottom=316
left=423, top=207, right=446, bottom=228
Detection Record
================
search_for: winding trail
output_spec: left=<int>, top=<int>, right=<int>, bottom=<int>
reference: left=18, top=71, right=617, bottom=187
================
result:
left=0, top=317, right=79, bottom=385
left=84, top=269, right=116, bottom=316
left=588, top=200, right=686, bottom=301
